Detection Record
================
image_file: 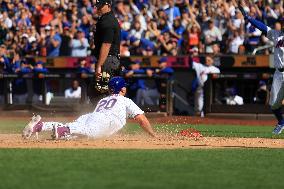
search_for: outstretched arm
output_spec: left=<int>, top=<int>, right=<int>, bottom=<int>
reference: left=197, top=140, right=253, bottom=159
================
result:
left=134, top=114, right=156, bottom=137
left=247, top=17, right=270, bottom=33
left=239, top=6, right=270, bottom=33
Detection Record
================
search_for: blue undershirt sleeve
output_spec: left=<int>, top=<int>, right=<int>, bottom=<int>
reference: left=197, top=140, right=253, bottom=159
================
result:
left=247, top=16, right=269, bottom=33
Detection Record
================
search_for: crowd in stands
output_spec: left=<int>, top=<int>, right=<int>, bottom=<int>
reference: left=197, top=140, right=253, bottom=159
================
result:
left=119, top=0, right=283, bottom=56
left=0, top=0, right=279, bottom=112
left=0, top=0, right=282, bottom=66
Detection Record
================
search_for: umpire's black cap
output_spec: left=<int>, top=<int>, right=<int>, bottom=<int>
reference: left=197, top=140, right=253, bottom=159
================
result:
left=95, top=0, right=112, bottom=7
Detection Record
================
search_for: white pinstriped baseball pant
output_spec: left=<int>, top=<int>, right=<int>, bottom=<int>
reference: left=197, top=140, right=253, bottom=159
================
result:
left=42, top=112, right=123, bottom=139
left=270, top=70, right=284, bottom=110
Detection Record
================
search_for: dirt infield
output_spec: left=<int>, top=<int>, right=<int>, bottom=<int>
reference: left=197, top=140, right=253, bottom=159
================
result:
left=0, top=133, right=284, bottom=149
left=0, top=115, right=281, bottom=149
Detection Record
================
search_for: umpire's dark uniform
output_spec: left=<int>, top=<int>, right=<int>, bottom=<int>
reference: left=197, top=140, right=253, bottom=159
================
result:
left=88, top=0, right=121, bottom=105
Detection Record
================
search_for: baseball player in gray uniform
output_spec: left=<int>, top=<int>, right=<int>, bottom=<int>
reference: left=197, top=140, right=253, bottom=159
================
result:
left=240, top=3, right=284, bottom=134
left=22, top=77, right=156, bottom=139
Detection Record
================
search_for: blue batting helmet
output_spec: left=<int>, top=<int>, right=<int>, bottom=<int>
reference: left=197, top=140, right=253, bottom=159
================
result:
left=108, top=76, right=127, bottom=94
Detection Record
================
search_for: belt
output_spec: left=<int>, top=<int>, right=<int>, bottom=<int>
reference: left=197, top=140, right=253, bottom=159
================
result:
left=277, top=68, right=284, bottom=72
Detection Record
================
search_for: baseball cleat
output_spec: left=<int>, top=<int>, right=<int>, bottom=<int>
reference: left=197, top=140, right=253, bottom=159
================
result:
left=52, top=125, right=71, bottom=140
left=272, top=124, right=284, bottom=135
left=22, top=115, right=43, bottom=139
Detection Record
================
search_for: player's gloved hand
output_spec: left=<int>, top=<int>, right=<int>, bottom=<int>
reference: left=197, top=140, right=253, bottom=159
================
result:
left=95, top=71, right=111, bottom=94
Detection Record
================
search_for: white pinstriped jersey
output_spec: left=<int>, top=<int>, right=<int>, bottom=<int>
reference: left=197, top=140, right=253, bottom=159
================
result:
left=266, top=28, right=284, bottom=109
left=192, top=62, right=220, bottom=86
left=94, top=94, right=144, bottom=126
left=267, top=29, right=284, bottom=68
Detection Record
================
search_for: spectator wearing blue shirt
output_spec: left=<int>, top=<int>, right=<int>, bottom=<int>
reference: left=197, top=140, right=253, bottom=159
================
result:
left=33, top=61, right=48, bottom=73
left=139, top=57, right=173, bottom=108
left=16, top=10, right=32, bottom=28
left=18, top=60, right=33, bottom=74
left=71, top=28, right=90, bottom=57
left=19, top=61, right=33, bottom=74
left=155, top=57, right=174, bottom=77
left=78, top=58, right=94, bottom=74
left=124, top=60, right=146, bottom=103
left=12, top=58, right=33, bottom=104
left=154, top=57, right=174, bottom=102
left=80, top=16, right=91, bottom=40
left=0, top=1, right=9, bottom=11
left=33, top=60, right=53, bottom=105
left=140, top=38, right=155, bottom=56
left=0, top=55, right=10, bottom=73
left=135, top=0, right=149, bottom=10
left=128, top=36, right=141, bottom=55
left=10, top=55, right=33, bottom=74
left=141, top=44, right=155, bottom=56
left=62, top=14, right=72, bottom=29
left=165, top=0, right=181, bottom=25
left=46, top=26, right=62, bottom=57
left=0, top=44, right=11, bottom=73
left=121, top=30, right=129, bottom=42
left=170, top=19, right=185, bottom=39
left=158, top=18, right=170, bottom=34
left=11, top=53, right=22, bottom=74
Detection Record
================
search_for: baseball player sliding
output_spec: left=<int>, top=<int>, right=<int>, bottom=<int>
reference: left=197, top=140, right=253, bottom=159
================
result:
left=22, top=77, right=156, bottom=140
left=239, top=1, right=284, bottom=134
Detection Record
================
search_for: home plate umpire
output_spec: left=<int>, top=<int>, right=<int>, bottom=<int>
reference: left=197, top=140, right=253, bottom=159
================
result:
left=88, top=0, right=121, bottom=105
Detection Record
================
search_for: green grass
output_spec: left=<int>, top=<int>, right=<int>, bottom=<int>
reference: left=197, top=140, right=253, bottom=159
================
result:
left=1, top=119, right=284, bottom=139
left=0, top=120, right=27, bottom=134
left=0, top=149, right=283, bottom=189
left=0, top=119, right=284, bottom=188
left=122, top=123, right=284, bottom=139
